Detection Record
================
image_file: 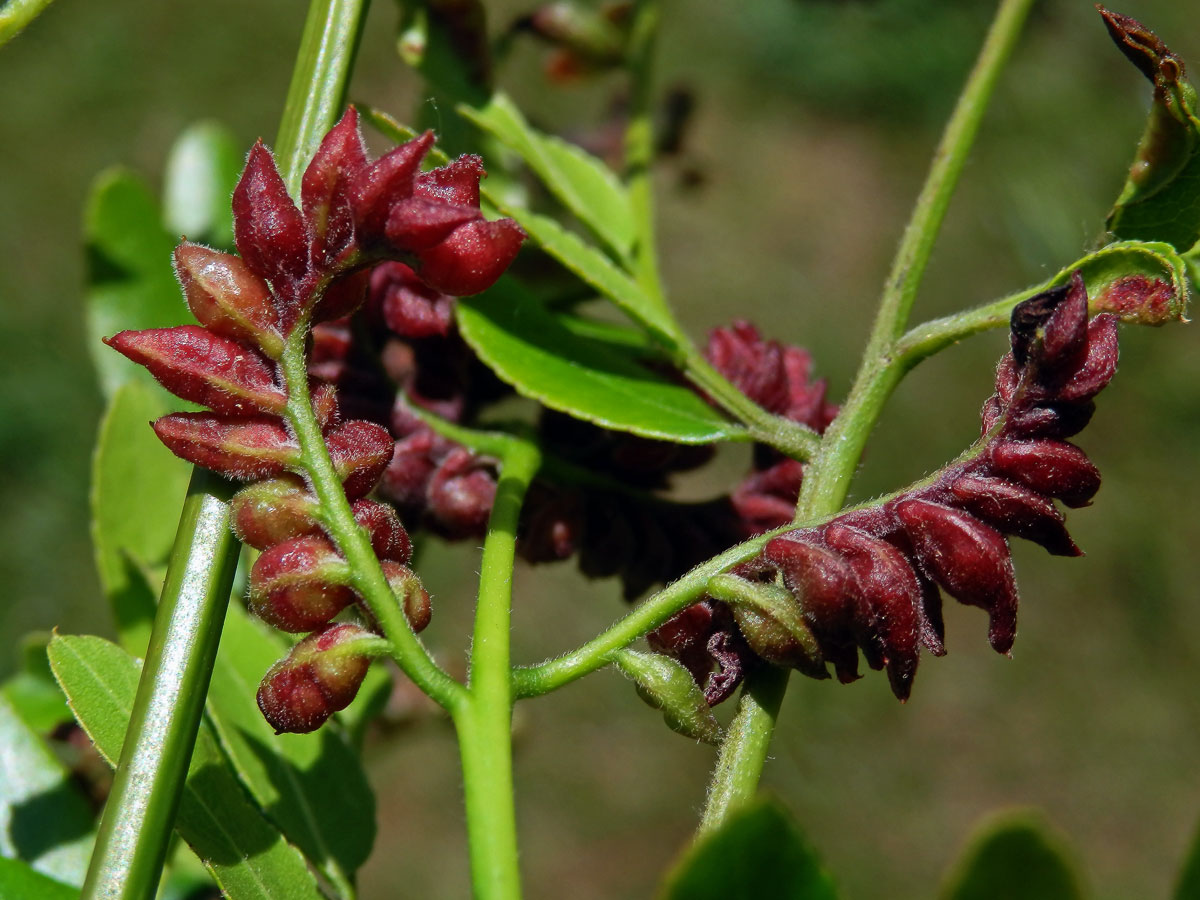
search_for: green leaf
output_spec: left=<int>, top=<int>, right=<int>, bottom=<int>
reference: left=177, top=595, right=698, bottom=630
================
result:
left=458, top=280, right=746, bottom=444
left=1070, top=240, right=1189, bottom=324
left=84, top=168, right=191, bottom=398
left=610, top=649, right=722, bottom=744
left=1104, top=10, right=1200, bottom=255
left=1173, top=813, right=1200, bottom=899
left=163, top=122, right=241, bottom=250
left=48, top=635, right=326, bottom=900
left=660, top=799, right=838, bottom=900
left=0, top=695, right=93, bottom=888
left=205, top=604, right=375, bottom=891
left=460, top=93, right=635, bottom=256
left=0, top=857, right=79, bottom=900
left=940, top=809, right=1085, bottom=900
left=91, top=383, right=191, bottom=654
left=1, top=633, right=70, bottom=734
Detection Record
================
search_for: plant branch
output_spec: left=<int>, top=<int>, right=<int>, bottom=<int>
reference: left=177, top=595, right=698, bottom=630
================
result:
left=279, top=326, right=466, bottom=711
left=453, top=435, right=540, bottom=900
left=81, top=471, right=239, bottom=900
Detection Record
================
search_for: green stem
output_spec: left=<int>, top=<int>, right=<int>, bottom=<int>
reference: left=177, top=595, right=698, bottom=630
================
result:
left=696, top=666, right=789, bottom=836
left=702, top=0, right=1037, bottom=832
left=0, top=0, right=55, bottom=48
left=893, top=284, right=1041, bottom=370
left=624, top=0, right=664, bottom=298
left=453, top=437, right=541, bottom=900
left=797, top=0, right=1036, bottom=518
left=279, top=328, right=466, bottom=710
left=275, top=0, right=372, bottom=196
left=81, top=471, right=239, bottom=900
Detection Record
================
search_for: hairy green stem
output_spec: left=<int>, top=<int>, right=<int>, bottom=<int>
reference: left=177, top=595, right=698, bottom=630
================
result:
left=275, top=0, right=372, bottom=197
left=453, top=437, right=540, bottom=900
left=699, top=0, right=1037, bottom=834
left=279, top=328, right=465, bottom=710
left=81, top=471, right=239, bottom=900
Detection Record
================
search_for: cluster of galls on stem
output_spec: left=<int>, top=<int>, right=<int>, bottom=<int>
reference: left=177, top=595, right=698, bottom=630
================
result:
left=655, top=273, right=1119, bottom=703
left=106, top=109, right=523, bottom=732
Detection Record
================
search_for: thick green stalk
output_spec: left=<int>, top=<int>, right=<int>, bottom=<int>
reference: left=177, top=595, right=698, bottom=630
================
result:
left=701, top=0, right=1038, bottom=833
left=275, top=0, right=372, bottom=197
left=279, top=328, right=465, bottom=710
left=453, top=438, right=540, bottom=900
left=81, top=471, right=239, bottom=900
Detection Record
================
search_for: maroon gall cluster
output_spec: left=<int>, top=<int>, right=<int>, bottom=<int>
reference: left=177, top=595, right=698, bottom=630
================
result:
left=106, top=111, right=524, bottom=732
left=654, top=273, right=1118, bottom=703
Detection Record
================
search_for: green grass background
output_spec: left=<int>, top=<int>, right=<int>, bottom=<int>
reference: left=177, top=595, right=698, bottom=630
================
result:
left=2, top=0, right=1199, bottom=897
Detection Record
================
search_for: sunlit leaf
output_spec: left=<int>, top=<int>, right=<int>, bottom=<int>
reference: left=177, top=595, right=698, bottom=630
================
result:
left=48, top=635, right=326, bottom=900
left=940, top=809, right=1084, bottom=900
left=0, top=695, right=93, bottom=888
left=660, top=799, right=838, bottom=900
left=163, top=121, right=241, bottom=250
left=458, top=279, right=745, bottom=443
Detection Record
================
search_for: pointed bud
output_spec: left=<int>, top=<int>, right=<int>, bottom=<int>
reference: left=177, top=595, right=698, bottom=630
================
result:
left=349, top=132, right=435, bottom=242
left=386, top=197, right=480, bottom=252
left=823, top=525, right=922, bottom=700
left=301, top=107, right=368, bottom=267
left=611, top=648, right=724, bottom=744
left=950, top=474, right=1081, bottom=557
left=894, top=499, right=1018, bottom=654
left=230, top=477, right=320, bottom=549
left=1056, top=315, right=1119, bottom=403
left=105, top=326, right=287, bottom=416
left=152, top=413, right=299, bottom=480
left=233, top=142, right=309, bottom=289
left=314, top=269, right=371, bottom=324
left=248, top=535, right=355, bottom=632
left=380, top=561, right=431, bottom=632
left=988, top=439, right=1101, bottom=508
left=414, top=155, right=485, bottom=207
left=326, top=419, right=395, bottom=499
left=374, top=262, right=457, bottom=339
left=1006, top=400, right=1096, bottom=439
left=1037, top=271, right=1089, bottom=375
left=311, top=380, right=340, bottom=431
left=173, top=243, right=284, bottom=357
left=256, top=623, right=374, bottom=734
left=414, top=218, right=526, bottom=296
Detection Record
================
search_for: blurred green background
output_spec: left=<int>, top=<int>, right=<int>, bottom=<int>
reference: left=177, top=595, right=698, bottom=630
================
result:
left=3, top=0, right=1200, bottom=897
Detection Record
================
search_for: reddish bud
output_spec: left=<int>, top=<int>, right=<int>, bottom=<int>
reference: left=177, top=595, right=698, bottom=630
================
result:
left=1092, top=274, right=1181, bottom=325
left=105, top=326, right=286, bottom=416
left=327, top=419, right=395, bottom=499
left=386, top=197, right=480, bottom=251
left=823, top=525, right=922, bottom=700
left=233, top=142, right=309, bottom=291
left=949, top=474, right=1081, bottom=557
left=380, top=561, right=432, bottom=632
left=373, top=262, right=456, bottom=339
left=1056, top=315, right=1119, bottom=403
left=173, top=243, right=283, bottom=356
left=894, top=499, right=1018, bottom=654
left=314, top=269, right=371, bottom=324
left=1038, top=272, right=1089, bottom=373
left=152, top=413, right=298, bottom=480
left=256, top=623, right=373, bottom=734
left=413, top=218, right=526, bottom=296
left=311, top=381, right=340, bottom=431
left=248, top=536, right=354, bottom=632
left=230, top=477, right=320, bottom=550
left=414, top=155, right=484, bottom=207
left=349, top=132, right=434, bottom=242
left=989, top=440, right=1102, bottom=508
left=301, top=107, right=368, bottom=267
left=426, top=447, right=497, bottom=537
left=351, top=499, right=412, bottom=563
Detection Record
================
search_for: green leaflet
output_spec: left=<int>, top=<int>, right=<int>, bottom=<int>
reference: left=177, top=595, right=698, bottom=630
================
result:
left=458, top=279, right=745, bottom=444
left=91, top=383, right=191, bottom=654
left=0, top=695, right=93, bottom=889
left=0, top=857, right=79, bottom=900
left=1104, top=10, right=1200, bottom=257
left=660, top=800, right=838, bottom=900
left=84, top=168, right=190, bottom=399
left=205, top=604, right=376, bottom=893
left=940, top=809, right=1085, bottom=900
left=163, top=122, right=241, bottom=250
left=1, top=633, right=70, bottom=735
left=47, top=635, right=326, bottom=900
left=459, top=92, right=636, bottom=257
left=610, top=649, right=722, bottom=745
